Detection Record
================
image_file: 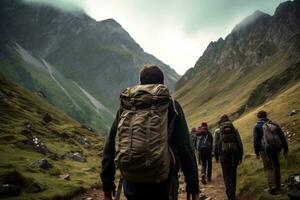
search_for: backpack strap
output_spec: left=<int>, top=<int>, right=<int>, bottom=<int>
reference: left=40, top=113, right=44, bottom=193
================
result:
left=168, top=98, right=178, bottom=166
left=171, top=97, right=178, bottom=116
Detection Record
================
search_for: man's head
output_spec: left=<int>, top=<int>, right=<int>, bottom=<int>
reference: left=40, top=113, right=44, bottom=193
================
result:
left=219, top=114, right=230, bottom=124
left=200, top=122, right=208, bottom=129
left=257, top=110, right=267, bottom=119
left=140, top=64, right=164, bottom=85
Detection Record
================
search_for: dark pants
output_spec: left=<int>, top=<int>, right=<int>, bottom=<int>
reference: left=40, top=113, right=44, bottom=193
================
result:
left=199, top=150, right=212, bottom=179
left=123, top=172, right=179, bottom=200
left=261, top=152, right=281, bottom=190
left=221, top=158, right=238, bottom=200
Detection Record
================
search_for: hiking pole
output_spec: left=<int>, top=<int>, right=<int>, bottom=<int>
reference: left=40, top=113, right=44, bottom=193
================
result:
left=115, top=176, right=123, bottom=200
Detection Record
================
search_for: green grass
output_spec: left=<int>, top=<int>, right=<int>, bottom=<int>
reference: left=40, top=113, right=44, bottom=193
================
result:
left=0, top=75, right=104, bottom=199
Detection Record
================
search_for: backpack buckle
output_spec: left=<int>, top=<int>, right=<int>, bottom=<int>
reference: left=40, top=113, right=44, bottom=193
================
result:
left=146, top=160, right=151, bottom=167
left=130, top=98, right=136, bottom=111
left=151, top=95, right=158, bottom=110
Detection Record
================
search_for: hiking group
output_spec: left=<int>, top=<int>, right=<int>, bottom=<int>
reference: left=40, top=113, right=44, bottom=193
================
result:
left=101, top=65, right=289, bottom=200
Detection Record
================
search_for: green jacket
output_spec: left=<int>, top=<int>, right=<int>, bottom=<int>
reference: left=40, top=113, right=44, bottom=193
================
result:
left=100, top=100, right=200, bottom=194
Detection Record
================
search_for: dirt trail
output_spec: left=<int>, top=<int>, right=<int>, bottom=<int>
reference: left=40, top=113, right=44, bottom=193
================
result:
left=73, top=163, right=226, bottom=200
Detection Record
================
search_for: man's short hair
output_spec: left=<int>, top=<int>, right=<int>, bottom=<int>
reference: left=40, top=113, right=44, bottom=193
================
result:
left=140, top=64, right=164, bottom=85
left=257, top=110, right=267, bottom=119
left=219, top=114, right=230, bottom=124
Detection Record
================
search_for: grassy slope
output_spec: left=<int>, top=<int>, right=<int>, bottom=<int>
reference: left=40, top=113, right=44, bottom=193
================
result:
left=234, top=82, right=300, bottom=200
left=0, top=75, right=104, bottom=199
left=174, top=51, right=291, bottom=129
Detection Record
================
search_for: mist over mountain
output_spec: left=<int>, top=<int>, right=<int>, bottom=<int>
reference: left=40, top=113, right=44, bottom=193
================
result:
left=0, top=0, right=180, bottom=132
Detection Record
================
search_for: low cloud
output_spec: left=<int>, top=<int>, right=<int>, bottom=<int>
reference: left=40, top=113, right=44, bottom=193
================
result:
left=23, top=0, right=84, bottom=11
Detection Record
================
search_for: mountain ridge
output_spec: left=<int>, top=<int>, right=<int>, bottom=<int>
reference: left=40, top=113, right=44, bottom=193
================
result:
left=176, top=0, right=300, bottom=90
left=0, top=0, right=180, bottom=132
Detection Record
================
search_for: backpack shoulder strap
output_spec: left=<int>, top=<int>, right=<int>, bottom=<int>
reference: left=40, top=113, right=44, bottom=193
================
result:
left=171, top=97, right=178, bottom=116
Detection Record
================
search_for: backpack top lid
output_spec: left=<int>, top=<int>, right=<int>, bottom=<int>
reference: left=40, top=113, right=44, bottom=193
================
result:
left=120, top=84, right=170, bottom=110
left=219, top=121, right=235, bottom=132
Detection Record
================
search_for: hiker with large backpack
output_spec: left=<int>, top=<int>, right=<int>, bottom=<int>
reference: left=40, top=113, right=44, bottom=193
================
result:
left=214, top=115, right=243, bottom=200
left=196, top=122, right=213, bottom=184
left=253, top=110, right=288, bottom=195
left=101, top=65, right=200, bottom=200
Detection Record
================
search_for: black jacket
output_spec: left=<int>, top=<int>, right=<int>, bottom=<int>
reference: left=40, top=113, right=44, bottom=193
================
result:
left=100, top=100, right=200, bottom=194
left=253, top=118, right=288, bottom=155
left=214, top=121, right=243, bottom=164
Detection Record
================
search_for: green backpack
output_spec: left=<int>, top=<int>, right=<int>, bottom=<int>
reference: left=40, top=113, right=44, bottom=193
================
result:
left=220, top=121, right=238, bottom=154
left=116, top=84, right=171, bottom=183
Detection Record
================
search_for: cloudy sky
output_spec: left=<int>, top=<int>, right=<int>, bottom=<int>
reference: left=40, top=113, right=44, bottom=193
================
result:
left=25, top=0, right=286, bottom=74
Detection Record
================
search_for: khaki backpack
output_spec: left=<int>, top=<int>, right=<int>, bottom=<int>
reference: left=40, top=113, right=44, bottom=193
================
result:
left=116, top=84, right=172, bottom=183
left=219, top=121, right=238, bottom=154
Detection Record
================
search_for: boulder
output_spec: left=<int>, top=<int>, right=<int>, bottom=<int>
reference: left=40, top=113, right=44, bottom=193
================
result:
left=25, top=122, right=34, bottom=130
left=21, top=136, right=49, bottom=154
left=78, top=136, right=91, bottom=148
left=289, top=109, right=297, bottom=116
left=0, top=184, right=21, bottom=197
left=27, top=182, right=44, bottom=193
left=59, top=174, right=70, bottom=180
left=36, top=91, right=46, bottom=98
left=33, top=159, right=53, bottom=170
left=43, top=113, right=53, bottom=124
left=64, top=152, right=87, bottom=162
left=48, top=153, right=63, bottom=161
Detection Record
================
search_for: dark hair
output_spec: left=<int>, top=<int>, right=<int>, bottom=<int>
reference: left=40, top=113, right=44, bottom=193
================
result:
left=257, top=110, right=267, bottom=119
left=140, top=64, right=164, bottom=85
left=219, top=114, right=230, bottom=124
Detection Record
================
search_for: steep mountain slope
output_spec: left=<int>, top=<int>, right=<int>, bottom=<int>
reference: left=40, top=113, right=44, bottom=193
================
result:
left=0, top=75, right=104, bottom=199
left=0, top=0, right=180, bottom=132
left=175, top=0, right=300, bottom=128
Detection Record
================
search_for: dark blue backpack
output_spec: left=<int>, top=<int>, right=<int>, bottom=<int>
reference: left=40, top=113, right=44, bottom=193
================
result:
left=197, top=134, right=210, bottom=150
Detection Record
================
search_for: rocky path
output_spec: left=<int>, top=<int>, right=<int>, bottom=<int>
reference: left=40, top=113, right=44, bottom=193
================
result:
left=73, top=162, right=226, bottom=200
left=178, top=162, right=227, bottom=200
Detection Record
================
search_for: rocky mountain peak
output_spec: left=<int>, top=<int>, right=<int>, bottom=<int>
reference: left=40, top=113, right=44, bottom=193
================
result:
left=232, top=10, right=271, bottom=33
left=98, top=18, right=122, bottom=27
left=274, top=0, right=300, bottom=17
left=176, top=0, right=300, bottom=90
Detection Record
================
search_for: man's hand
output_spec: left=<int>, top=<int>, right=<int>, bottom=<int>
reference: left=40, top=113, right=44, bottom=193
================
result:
left=104, top=191, right=114, bottom=200
left=192, top=193, right=199, bottom=200
left=256, top=154, right=260, bottom=160
left=187, top=192, right=200, bottom=200
left=284, top=152, right=288, bottom=160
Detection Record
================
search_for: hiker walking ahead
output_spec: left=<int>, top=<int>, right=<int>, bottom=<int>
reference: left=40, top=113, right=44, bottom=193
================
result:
left=214, top=115, right=243, bottom=200
left=253, top=110, right=288, bottom=195
left=101, top=65, right=200, bottom=200
left=196, top=122, right=213, bottom=184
